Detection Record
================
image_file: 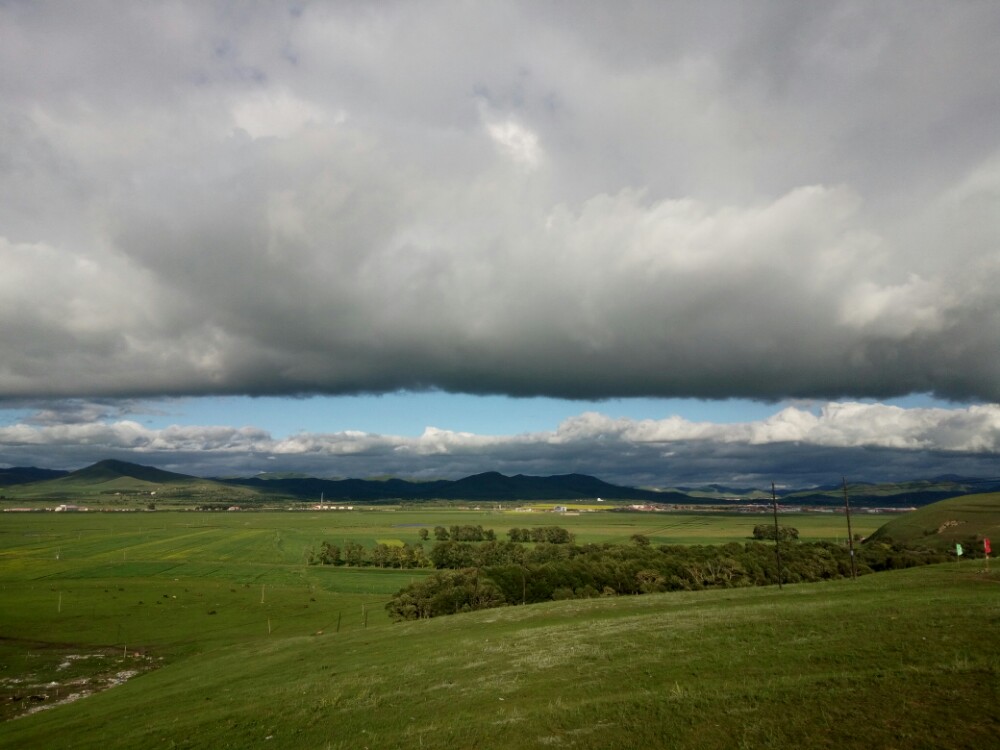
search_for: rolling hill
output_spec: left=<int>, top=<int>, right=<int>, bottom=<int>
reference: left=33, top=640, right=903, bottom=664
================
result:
left=866, top=491, right=1000, bottom=552
left=1, top=459, right=234, bottom=500
left=1, top=564, right=996, bottom=749
left=65, top=459, right=199, bottom=485
left=223, top=470, right=691, bottom=503
left=677, top=476, right=1000, bottom=507
left=1, top=461, right=690, bottom=503
left=4, top=458, right=1000, bottom=507
left=0, top=466, right=69, bottom=486
left=781, top=477, right=1000, bottom=508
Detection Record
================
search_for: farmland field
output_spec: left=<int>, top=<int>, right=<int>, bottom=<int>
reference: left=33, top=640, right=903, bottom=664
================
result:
left=0, top=508, right=886, bottom=646
left=0, top=506, right=886, bottom=557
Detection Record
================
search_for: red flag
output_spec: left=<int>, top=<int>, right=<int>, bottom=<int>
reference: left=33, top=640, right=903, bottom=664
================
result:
left=985, top=538, right=992, bottom=555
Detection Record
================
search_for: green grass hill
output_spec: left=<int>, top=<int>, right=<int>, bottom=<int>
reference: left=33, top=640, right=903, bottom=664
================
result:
left=64, top=459, right=197, bottom=485
left=867, top=491, right=1000, bottom=553
left=2, top=564, right=997, bottom=750
left=3, top=459, right=244, bottom=502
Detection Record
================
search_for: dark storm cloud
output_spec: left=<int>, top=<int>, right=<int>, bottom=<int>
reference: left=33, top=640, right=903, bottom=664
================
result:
left=19, top=399, right=150, bottom=426
left=2, top=2, right=1000, bottom=402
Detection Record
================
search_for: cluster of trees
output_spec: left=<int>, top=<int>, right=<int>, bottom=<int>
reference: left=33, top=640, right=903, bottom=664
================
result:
left=751, top=524, right=800, bottom=541
left=422, top=525, right=497, bottom=542
left=506, top=526, right=574, bottom=543
left=309, top=540, right=429, bottom=569
left=384, top=569, right=507, bottom=621
left=427, top=540, right=590, bottom=569
left=309, top=537, right=584, bottom=571
left=415, top=525, right=573, bottom=543
left=385, top=539, right=950, bottom=620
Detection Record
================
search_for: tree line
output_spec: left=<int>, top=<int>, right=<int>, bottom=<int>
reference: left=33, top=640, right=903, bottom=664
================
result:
left=424, top=525, right=497, bottom=542
left=415, top=525, right=574, bottom=543
left=309, top=540, right=430, bottom=568
left=506, top=526, right=574, bottom=543
left=308, top=526, right=575, bottom=568
left=384, top=538, right=949, bottom=620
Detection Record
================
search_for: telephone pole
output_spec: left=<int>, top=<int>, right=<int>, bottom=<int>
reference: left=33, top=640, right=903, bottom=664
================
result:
left=843, top=477, right=858, bottom=580
left=771, top=482, right=783, bottom=590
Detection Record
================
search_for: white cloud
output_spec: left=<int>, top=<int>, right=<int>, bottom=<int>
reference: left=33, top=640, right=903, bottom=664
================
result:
left=838, top=274, right=949, bottom=336
left=552, top=402, right=1000, bottom=454
left=486, top=118, right=542, bottom=169
left=231, top=89, right=335, bottom=139
left=2, top=403, right=999, bottom=486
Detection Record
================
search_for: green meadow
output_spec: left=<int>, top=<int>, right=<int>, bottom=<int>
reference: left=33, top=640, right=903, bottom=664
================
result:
left=0, top=509, right=887, bottom=654
left=869, top=492, right=1000, bottom=552
left=4, top=508, right=991, bottom=749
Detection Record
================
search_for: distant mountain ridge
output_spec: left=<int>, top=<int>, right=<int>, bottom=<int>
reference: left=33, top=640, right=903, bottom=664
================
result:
left=0, top=466, right=70, bottom=486
left=220, top=470, right=690, bottom=503
left=66, top=459, right=197, bottom=485
left=3, top=459, right=1000, bottom=506
left=0, top=459, right=216, bottom=499
left=779, top=477, right=1000, bottom=508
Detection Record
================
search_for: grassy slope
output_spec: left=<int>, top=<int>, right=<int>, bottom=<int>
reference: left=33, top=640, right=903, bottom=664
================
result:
left=1, top=460, right=260, bottom=502
left=3, top=564, right=998, bottom=750
left=66, top=460, right=195, bottom=484
left=867, top=491, right=1000, bottom=551
left=0, top=509, right=990, bottom=748
left=4, top=472, right=235, bottom=500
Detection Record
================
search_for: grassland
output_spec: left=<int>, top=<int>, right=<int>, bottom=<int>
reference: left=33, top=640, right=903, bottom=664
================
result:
left=0, top=506, right=884, bottom=557
left=3, top=565, right=997, bottom=748
left=868, top=491, right=1000, bottom=552
left=3, top=508, right=991, bottom=749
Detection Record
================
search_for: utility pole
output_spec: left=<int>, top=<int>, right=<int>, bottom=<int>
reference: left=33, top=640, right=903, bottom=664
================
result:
left=771, top=482, right=783, bottom=590
left=843, top=477, right=858, bottom=580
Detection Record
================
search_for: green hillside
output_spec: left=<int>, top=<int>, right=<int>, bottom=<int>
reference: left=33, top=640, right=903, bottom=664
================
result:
left=867, top=491, right=1000, bottom=553
left=64, top=459, right=196, bottom=484
left=3, top=564, right=997, bottom=749
left=2, top=509, right=996, bottom=749
left=6, top=460, right=999, bottom=509
left=3, top=459, right=259, bottom=503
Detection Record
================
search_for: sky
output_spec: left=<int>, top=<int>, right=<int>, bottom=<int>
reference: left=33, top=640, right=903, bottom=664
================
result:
left=2, top=1, right=1000, bottom=488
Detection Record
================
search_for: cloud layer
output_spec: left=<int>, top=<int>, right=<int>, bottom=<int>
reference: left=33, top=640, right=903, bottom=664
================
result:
left=2, top=402, right=999, bottom=488
left=2, top=2, right=1000, bottom=403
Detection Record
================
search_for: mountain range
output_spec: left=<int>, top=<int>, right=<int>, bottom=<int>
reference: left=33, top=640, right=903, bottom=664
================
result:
left=2, top=459, right=999, bottom=506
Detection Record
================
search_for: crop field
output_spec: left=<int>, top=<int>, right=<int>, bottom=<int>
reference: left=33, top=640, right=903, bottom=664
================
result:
left=0, top=506, right=885, bottom=551
left=2, top=508, right=907, bottom=745
left=521, top=508, right=836, bottom=546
